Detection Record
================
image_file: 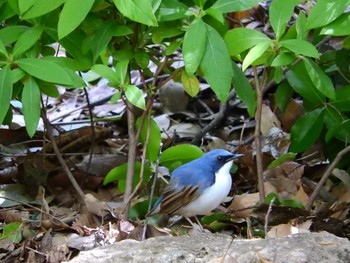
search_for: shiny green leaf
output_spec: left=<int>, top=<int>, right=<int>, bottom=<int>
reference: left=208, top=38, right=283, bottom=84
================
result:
left=124, top=85, right=145, bottom=110
left=290, top=108, right=324, bottom=152
left=22, top=77, right=40, bottom=138
left=306, top=0, right=350, bottom=29
left=0, top=66, right=12, bottom=124
left=321, top=13, right=350, bottom=36
left=210, top=0, right=261, bottom=13
left=183, top=18, right=206, bottom=75
left=58, top=0, right=95, bottom=39
left=13, top=25, right=44, bottom=57
left=242, top=41, right=271, bottom=71
left=280, top=39, right=320, bottom=59
left=22, top=0, right=66, bottom=19
left=200, top=23, right=233, bottom=102
left=269, top=0, right=301, bottom=39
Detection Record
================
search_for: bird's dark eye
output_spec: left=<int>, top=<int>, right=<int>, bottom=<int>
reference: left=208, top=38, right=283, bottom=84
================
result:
left=217, top=156, right=223, bottom=161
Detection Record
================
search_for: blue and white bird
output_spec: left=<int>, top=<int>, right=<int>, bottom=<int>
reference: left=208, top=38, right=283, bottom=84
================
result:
left=147, top=149, right=243, bottom=220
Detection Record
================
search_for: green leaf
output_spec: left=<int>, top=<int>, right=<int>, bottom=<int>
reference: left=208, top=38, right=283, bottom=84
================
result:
left=200, top=23, right=233, bottom=102
left=286, top=63, right=325, bottom=105
left=275, top=81, right=294, bottom=112
left=22, top=77, right=40, bottom=138
left=302, top=58, right=335, bottom=100
left=271, top=52, right=296, bottom=67
left=90, top=21, right=118, bottom=62
left=160, top=144, right=203, bottom=171
left=183, top=19, right=206, bottom=75
left=16, top=58, right=83, bottom=87
left=135, top=51, right=149, bottom=69
left=306, top=0, right=350, bottom=30
left=136, top=117, right=161, bottom=163
left=269, top=0, right=301, bottom=40
left=242, top=41, right=271, bottom=71
left=124, top=85, right=145, bottom=110
left=13, top=25, right=44, bottom=57
left=103, top=162, right=152, bottom=192
left=296, top=12, right=308, bottom=40
left=181, top=70, right=200, bottom=97
left=210, top=0, right=261, bottom=13
left=115, top=60, right=129, bottom=86
left=290, top=108, right=324, bottom=152
left=58, top=0, right=95, bottom=39
left=324, top=107, right=350, bottom=143
left=231, top=62, right=256, bottom=117
left=280, top=39, right=320, bottom=59
left=225, top=28, right=270, bottom=57
left=0, top=26, right=27, bottom=44
left=112, top=0, right=157, bottom=26
left=18, top=0, right=36, bottom=15
left=205, top=8, right=225, bottom=24
left=268, top=153, right=296, bottom=169
left=330, top=85, right=350, bottom=112
left=0, top=65, right=12, bottom=124
left=2, top=222, right=22, bottom=243
left=92, top=64, right=120, bottom=83
left=0, top=38, right=8, bottom=57
left=22, top=0, right=66, bottom=19
left=320, top=13, right=350, bottom=36
left=156, top=0, right=188, bottom=21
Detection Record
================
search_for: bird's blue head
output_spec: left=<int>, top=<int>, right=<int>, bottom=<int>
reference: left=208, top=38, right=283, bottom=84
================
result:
left=195, top=149, right=242, bottom=174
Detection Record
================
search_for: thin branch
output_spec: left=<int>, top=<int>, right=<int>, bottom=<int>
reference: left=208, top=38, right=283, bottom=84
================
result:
left=253, top=67, right=267, bottom=204
left=41, top=111, right=85, bottom=202
left=306, top=144, right=350, bottom=211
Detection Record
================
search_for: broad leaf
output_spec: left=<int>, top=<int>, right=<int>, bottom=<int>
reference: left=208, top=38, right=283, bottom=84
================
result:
left=275, top=81, right=294, bottom=112
left=324, top=107, right=350, bottom=143
left=0, top=66, right=12, bottom=124
left=112, top=0, right=157, bottom=26
left=0, top=38, right=8, bottom=57
left=210, top=0, right=261, bottom=13
left=225, top=28, right=270, bottom=57
left=16, top=58, right=83, bottom=87
left=306, top=0, right=350, bottom=29
left=18, top=0, right=36, bottom=15
left=200, top=24, right=233, bottom=102
left=160, top=144, right=203, bottom=171
left=136, top=117, right=161, bottom=163
left=290, top=108, right=324, bottom=152
left=242, top=41, right=271, bottom=71
left=231, top=62, right=256, bottom=117
left=92, top=64, right=119, bottom=83
left=124, top=85, right=145, bottom=110
left=58, top=0, right=95, bottom=39
left=156, top=0, right=188, bottom=21
left=103, top=162, right=152, bottom=192
left=22, top=77, right=40, bottom=138
left=269, top=0, right=301, bottom=40
left=302, top=58, right=335, bottom=100
left=271, top=53, right=296, bottom=67
left=115, top=60, right=129, bottom=86
left=13, top=25, right=44, bottom=57
left=286, top=63, right=325, bottom=105
left=280, top=39, right=319, bottom=59
left=330, top=85, right=350, bottom=112
left=183, top=19, right=206, bottom=75
left=321, top=13, right=350, bottom=36
left=181, top=70, right=200, bottom=97
left=0, top=26, right=27, bottom=44
left=22, top=0, right=66, bottom=19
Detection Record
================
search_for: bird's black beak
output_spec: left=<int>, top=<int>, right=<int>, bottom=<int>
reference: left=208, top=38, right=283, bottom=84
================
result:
left=224, top=153, right=244, bottom=162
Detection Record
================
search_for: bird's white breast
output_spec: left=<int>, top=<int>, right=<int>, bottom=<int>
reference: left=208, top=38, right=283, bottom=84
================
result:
left=177, top=160, right=233, bottom=217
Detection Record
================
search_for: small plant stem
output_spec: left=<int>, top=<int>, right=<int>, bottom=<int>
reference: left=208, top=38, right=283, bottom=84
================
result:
left=122, top=100, right=137, bottom=220
left=306, top=144, right=350, bottom=211
left=41, top=110, right=85, bottom=202
left=253, top=67, right=268, bottom=204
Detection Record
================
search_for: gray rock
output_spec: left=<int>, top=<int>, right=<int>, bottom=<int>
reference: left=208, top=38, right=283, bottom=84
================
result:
left=67, top=232, right=350, bottom=263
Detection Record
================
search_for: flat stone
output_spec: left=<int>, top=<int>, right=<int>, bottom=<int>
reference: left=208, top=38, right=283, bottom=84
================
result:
left=67, top=232, right=350, bottom=263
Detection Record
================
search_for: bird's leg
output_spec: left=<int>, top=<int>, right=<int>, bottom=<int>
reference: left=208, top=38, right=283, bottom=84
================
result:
left=185, top=216, right=205, bottom=232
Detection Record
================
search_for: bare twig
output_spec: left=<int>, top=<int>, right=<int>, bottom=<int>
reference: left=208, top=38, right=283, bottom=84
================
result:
left=122, top=100, right=137, bottom=220
left=191, top=90, right=236, bottom=145
left=306, top=144, right=350, bottom=211
left=253, top=67, right=268, bottom=204
left=41, top=110, right=85, bottom=202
